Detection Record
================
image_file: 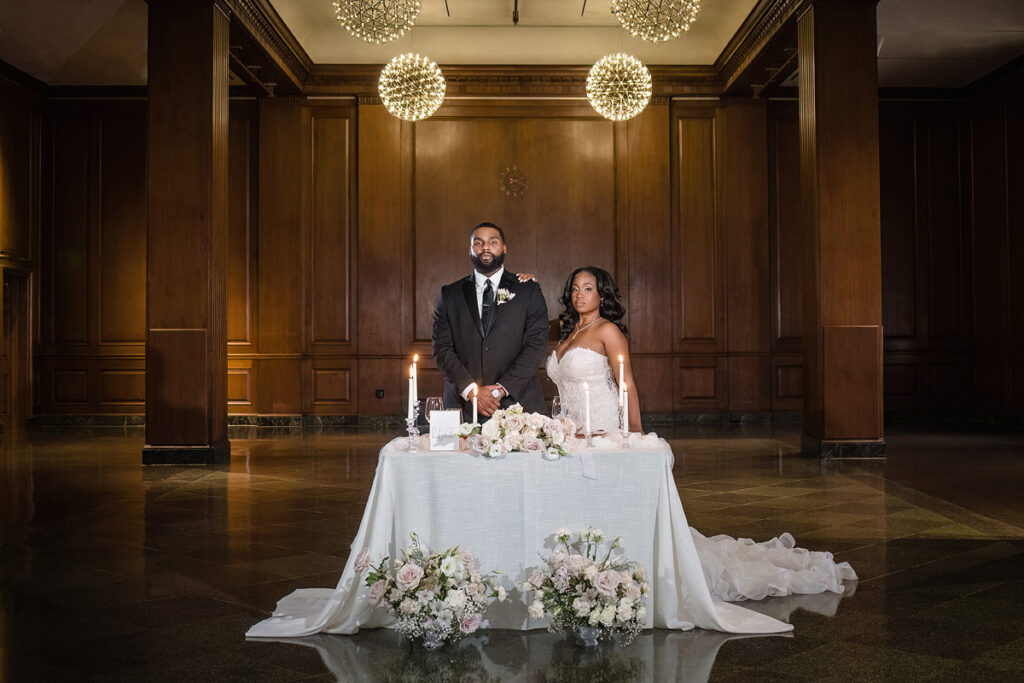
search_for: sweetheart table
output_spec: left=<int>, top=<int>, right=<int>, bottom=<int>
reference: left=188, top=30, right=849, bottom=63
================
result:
left=246, top=435, right=793, bottom=638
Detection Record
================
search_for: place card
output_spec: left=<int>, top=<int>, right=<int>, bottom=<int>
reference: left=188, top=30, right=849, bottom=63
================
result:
left=429, top=410, right=462, bottom=451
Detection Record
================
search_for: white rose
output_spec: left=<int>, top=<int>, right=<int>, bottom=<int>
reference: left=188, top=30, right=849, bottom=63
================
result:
left=467, top=435, right=489, bottom=454
left=395, top=563, right=424, bottom=592
left=588, top=608, right=602, bottom=626
left=634, top=564, right=648, bottom=583
left=458, top=549, right=475, bottom=568
left=572, top=597, right=592, bottom=617
left=527, top=412, right=547, bottom=429
left=583, top=563, right=599, bottom=581
left=504, top=432, right=524, bottom=450
left=543, top=446, right=561, bottom=460
left=566, top=554, right=587, bottom=573
left=528, top=570, right=548, bottom=588
left=481, top=419, right=501, bottom=440
left=617, top=603, right=634, bottom=622
left=459, top=613, right=482, bottom=634
left=353, top=548, right=371, bottom=573
left=367, top=580, right=388, bottom=603
left=625, top=581, right=642, bottom=601
left=600, top=605, right=616, bottom=626
left=487, top=442, right=502, bottom=458
left=507, top=403, right=524, bottom=415
left=595, top=570, right=621, bottom=597
left=548, top=547, right=568, bottom=568
left=523, top=437, right=544, bottom=453
left=445, top=589, right=467, bottom=610
left=549, top=430, right=566, bottom=446
left=528, top=601, right=545, bottom=619
left=636, top=605, right=647, bottom=622
left=503, top=414, right=526, bottom=432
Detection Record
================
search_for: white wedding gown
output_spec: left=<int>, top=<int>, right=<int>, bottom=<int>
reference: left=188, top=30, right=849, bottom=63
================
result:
left=547, top=346, right=857, bottom=602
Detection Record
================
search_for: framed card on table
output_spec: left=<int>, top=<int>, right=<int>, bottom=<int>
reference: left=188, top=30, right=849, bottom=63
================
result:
left=429, top=410, right=462, bottom=450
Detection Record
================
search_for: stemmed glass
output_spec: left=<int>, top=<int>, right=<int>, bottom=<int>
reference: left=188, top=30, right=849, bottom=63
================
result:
left=551, top=395, right=564, bottom=419
left=424, top=397, right=443, bottom=423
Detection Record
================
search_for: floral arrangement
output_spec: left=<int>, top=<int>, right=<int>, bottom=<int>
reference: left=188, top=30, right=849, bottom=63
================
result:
left=456, top=403, right=575, bottom=459
left=358, top=533, right=506, bottom=649
left=524, top=527, right=649, bottom=645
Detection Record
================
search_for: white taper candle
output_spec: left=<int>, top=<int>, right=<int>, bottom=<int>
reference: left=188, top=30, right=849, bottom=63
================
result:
left=407, top=364, right=416, bottom=421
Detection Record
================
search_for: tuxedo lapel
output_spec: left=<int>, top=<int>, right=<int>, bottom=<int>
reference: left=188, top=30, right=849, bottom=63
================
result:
left=484, top=271, right=519, bottom=337
left=462, top=277, right=484, bottom=337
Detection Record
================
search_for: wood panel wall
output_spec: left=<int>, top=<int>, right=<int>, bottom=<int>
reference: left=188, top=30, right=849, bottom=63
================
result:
left=21, top=74, right=1023, bottom=422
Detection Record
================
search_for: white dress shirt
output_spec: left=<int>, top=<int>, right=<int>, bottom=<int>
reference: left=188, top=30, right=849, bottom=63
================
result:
left=462, top=267, right=506, bottom=401
left=474, top=267, right=504, bottom=318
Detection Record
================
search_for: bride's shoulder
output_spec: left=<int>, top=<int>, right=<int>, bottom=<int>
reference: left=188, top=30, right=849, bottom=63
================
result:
left=595, top=317, right=625, bottom=340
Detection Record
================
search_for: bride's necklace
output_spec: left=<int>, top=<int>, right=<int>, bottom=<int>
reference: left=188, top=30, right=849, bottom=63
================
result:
left=569, top=317, right=600, bottom=342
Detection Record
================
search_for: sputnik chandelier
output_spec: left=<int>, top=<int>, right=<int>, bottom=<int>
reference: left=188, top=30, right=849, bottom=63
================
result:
left=378, top=53, right=447, bottom=121
left=332, top=0, right=421, bottom=45
left=611, top=0, right=702, bottom=43
left=586, top=53, right=652, bottom=121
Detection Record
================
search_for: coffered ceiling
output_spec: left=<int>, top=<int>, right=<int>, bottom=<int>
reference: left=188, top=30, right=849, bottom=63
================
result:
left=0, top=0, right=1022, bottom=88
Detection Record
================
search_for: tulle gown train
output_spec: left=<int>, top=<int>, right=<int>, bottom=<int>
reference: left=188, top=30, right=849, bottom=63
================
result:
left=547, top=346, right=857, bottom=601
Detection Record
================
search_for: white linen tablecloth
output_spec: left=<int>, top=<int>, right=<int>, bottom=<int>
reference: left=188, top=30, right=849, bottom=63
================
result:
left=246, top=436, right=792, bottom=638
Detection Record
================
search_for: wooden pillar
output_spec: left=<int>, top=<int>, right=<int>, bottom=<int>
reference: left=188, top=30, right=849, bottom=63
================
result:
left=143, top=0, right=229, bottom=464
left=798, top=0, right=885, bottom=457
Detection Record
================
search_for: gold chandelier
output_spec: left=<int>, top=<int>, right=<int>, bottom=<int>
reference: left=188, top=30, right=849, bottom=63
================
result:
left=332, top=0, right=421, bottom=45
left=586, top=54, right=652, bottom=121
left=378, top=53, right=447, bottom=121
left=611, top=0, right=702, bottom=43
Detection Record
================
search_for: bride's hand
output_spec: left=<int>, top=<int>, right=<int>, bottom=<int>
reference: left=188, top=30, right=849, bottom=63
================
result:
left=516, top=272, right=537, bottom=282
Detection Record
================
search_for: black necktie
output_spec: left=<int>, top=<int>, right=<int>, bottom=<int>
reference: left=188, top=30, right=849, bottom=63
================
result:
left=481, top=279, right=494, bottom=329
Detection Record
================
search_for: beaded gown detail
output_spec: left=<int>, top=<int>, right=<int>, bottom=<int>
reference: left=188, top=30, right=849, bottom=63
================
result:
left=546, top=347, right=620, bottom=433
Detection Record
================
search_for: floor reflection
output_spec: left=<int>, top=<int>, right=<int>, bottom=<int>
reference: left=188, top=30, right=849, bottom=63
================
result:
left=249, top=589, right=862, bottom=682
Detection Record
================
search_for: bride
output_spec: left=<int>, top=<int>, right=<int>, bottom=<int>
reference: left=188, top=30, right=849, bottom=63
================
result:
left=546, top=266, right=640, bottom=434
left=545, top=266, right=857, bottom=602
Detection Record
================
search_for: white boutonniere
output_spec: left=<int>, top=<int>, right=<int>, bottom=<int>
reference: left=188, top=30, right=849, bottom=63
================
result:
left=496, top=288, right=516, bottom=306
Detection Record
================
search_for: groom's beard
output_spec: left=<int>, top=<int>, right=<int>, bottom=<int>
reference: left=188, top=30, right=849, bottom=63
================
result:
left=471, top=251, right=505, bottom=274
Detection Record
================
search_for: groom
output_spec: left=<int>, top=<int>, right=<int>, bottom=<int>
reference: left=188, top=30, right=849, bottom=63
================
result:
left=432, top=222, right=549, bottom=421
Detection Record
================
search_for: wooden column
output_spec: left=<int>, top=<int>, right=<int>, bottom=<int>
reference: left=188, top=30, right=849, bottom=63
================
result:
left=798, top=0, right=885, bottom=457
left=143, top=0, right=229, bottom=464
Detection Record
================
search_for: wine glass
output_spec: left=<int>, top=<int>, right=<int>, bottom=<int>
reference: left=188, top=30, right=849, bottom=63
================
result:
left=424, top=397, right=443, bottom=422
left=550, top=395, right=563, bottom=419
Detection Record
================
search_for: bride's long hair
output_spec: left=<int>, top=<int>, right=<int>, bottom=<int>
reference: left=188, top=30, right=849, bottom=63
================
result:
left=558, top=266, right=628, bottom=341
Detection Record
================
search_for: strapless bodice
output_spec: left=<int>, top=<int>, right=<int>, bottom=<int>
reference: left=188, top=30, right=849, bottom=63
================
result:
left=546, top=347, right=620, bottom=433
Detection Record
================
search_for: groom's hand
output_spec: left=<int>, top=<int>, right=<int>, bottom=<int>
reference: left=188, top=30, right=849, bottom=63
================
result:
left=477, top=385, right=504, bottom=416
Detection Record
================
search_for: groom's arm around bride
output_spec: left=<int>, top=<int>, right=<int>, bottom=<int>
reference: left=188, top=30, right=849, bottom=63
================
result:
left=431, top=222, right=549, bottom=421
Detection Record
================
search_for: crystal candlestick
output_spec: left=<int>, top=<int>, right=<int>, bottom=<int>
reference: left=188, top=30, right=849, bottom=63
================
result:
left=406, top=402, right=420, bottom=452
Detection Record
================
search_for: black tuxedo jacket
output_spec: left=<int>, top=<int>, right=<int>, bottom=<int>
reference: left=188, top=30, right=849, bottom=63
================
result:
left=431, top=270, right=549, bottom=419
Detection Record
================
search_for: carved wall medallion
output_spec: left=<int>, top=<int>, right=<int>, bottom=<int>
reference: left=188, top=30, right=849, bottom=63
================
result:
left=500, top=164, right=527, bottom=198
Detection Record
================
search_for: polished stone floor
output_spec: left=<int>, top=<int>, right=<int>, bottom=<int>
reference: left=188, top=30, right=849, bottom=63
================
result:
left=1, top=422, right=1023, bottom=681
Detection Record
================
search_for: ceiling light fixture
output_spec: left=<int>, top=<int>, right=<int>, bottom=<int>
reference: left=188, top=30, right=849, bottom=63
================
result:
left=586, top=53, right=652, bottom=121
left=611, top=0, right=701, bottom=43
left=332, top=0, right=421, bottom=45
left=378, top=53, right=447, bottom=121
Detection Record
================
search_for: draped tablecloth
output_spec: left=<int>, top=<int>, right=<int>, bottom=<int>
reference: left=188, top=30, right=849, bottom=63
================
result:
left=246, top=435, right=793, bottom=638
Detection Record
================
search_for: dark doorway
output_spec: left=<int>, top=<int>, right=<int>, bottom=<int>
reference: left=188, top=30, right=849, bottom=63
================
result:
left=1, top=269, right=32, bottom=430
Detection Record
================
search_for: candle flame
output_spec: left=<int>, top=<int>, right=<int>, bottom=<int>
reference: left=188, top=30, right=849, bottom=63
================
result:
left=618, top=354, right=623, bottom=362
left=413, top=353, right=419, bottom=363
